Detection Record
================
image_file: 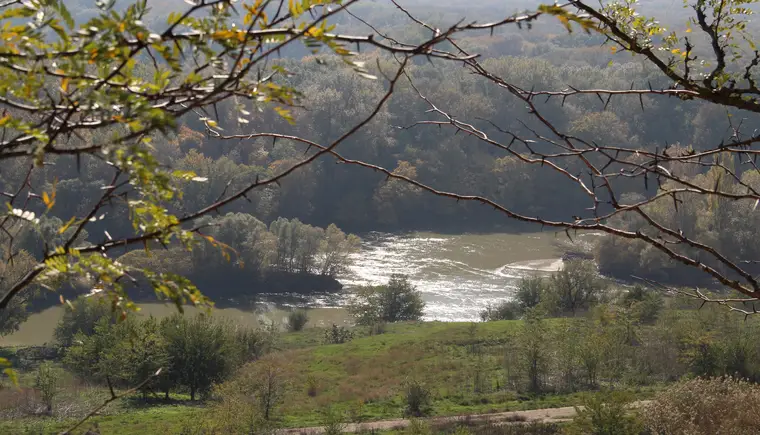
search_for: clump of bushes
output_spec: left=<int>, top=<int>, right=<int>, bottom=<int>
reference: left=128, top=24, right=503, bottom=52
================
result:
left=481, top=261, right=608, bottom=321
left=58, top=296, right=274, bottom=401
left=323, top=323, right=353, bottom=344
left=643, top=377, right=760, bottom=434
left=349, top=274, right=425, bottom=325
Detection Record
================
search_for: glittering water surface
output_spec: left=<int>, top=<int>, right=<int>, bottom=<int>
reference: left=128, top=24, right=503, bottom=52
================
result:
left=339, top=232, right=565, bottom=321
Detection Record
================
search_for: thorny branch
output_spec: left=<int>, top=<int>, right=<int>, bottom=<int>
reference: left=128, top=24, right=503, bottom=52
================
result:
left=4, top=0, right=760, bottom=322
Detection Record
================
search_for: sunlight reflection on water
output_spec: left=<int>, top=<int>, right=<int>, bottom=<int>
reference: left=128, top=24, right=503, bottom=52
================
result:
left=338, top=232, right=564, bottom=321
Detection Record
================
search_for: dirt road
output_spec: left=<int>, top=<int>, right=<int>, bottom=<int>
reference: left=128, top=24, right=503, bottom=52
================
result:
left=281, top=401, right=650, bottom=434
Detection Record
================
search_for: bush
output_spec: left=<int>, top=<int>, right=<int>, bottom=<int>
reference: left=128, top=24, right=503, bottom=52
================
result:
left=403, top=379, right=432, bottom=417
left=321, top=407, right=348, bottom=435
left=480, top=301, right=523, bottom=321
left=515, top=276, right=546, bottom=310
left=566, top=391, right=642, bottom=435
left=544, top=260, right=605, bottom=316
left=349, top=274, right=425, bottom=325
left=287, top=309, right=309, bottom=332
left=324, top=323, right=353, bottom=344
left=621, top=285, right=663, bottom=324
left=643, top=377, right=760, bottom=434
left=34, top=362, right=61, bottom=415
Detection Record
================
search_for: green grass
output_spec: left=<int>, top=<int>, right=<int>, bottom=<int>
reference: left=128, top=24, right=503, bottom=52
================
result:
left=0, top=405, right=204, bottom=435
left=0, top=319, right=660, bottom=433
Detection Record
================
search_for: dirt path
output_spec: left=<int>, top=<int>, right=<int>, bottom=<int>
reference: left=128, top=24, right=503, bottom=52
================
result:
left=281, top=401, right=651, bottom=434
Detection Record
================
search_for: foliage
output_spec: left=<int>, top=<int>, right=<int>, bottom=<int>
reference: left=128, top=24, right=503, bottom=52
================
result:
left=403, top=379, right=433, bottom=417
left=161, top=314, right=240, bottom=401
left=566, top=391, right=643, bottom=435
left=287, top=309, right=309, bottom=332
left=544, top=260, right=606, bottom=316
left=54, top=296, right=116, bottom=348
left=480, top=301, right=523, bottom=321
left=349, top=274, right=425, bottom=325
left=620, top=286, right=663, bottom=325
left=320, top=406, right=348, bottom=435
left=516, top=309, right=551, bottom=393
left=0, top=250, right=37, bottom=336
left=323, top=323, right=353, bottom=344
left=34, top=361, right=62, bottom=415
left=643, top=377, right=760, bottom=434
left=515, top=277, right=547, bottom=311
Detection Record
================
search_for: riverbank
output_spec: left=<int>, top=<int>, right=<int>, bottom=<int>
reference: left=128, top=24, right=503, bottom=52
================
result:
left=0, top=305, right=351, bottom=347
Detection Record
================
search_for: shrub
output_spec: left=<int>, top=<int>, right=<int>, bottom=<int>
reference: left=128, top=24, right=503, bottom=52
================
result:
left=306, top=375, right=318, bottom=397
left=349, top=274, right=425, bottom=325
left=480, top=301, right=523, bottom=321
left=34, top=362, right=61, bottom=415
left=565, top=391, right=642, bottom=435
left=287, top=309, right=309, bottom=332
left=544, top=260, right=605, bottom=316
left=515, top=276, right=546, bottom=310
left=621, top=285, right=663, bottom=324
left=403, top=379, right=432, bottom=417
left=368, top=321, right=387, bottom=335
left=321, top=407, right=348, bottom=435
left=643, top=377, right=760, bottom=434
left=324, top=323, right=353, bottom=344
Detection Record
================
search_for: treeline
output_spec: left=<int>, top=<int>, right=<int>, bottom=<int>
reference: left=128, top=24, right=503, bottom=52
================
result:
left=2, top=2, right=757, bottom=289
left=117, top=213, right=359, bottom=299
left=595, top=159, right=760, bottom=285
left=54, top=297, right=276, bottom=401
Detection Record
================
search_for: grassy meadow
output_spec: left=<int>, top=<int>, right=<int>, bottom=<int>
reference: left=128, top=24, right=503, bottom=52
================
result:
left=0, top=319, right=661, bottom=434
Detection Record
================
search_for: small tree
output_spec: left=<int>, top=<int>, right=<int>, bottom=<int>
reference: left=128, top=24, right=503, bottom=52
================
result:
left=287, top=310, right=309, bottom=332
left=162, top=314, right=239, bottom=401
left=125, top=317, right=169, bottom=400
left=518, top=309, right=551, bottom=393
left=35, top=361, right=61, bottom=415
left=403, top=379, right=432, bottom=417
left=515, top=276, right=546, bottom=310
left=545, top=260, right=605, bottom=316
left=349, top=274, right=425, bottom=325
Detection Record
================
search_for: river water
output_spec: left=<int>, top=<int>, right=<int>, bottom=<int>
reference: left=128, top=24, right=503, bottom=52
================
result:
left=0, top=231, right=572, bottom=346
left=339, top=232, right=566, bottom=321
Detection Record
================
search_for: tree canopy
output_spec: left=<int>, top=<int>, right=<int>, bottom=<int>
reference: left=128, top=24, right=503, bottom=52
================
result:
left=2, top=0, right=760, bottom=375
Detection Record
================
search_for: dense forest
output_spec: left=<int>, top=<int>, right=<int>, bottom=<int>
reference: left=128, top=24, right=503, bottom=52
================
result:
left=2, top=0, right=757, bottom=293
left=3, top=0, right=760, bottom=434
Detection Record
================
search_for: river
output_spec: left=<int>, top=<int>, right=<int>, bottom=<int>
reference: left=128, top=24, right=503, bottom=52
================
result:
left=1, top=231, right=577, bottom=346
left=339, top=231, right=565, bottom=321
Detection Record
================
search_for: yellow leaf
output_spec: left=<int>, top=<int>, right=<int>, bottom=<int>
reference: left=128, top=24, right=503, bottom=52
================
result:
left=42, top=191, right=55, bottom=210
left=58, top=215, right=76, bottom=234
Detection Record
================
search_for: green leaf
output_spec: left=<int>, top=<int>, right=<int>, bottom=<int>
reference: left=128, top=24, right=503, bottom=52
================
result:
left=55, top=0, right=74, bottom=29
